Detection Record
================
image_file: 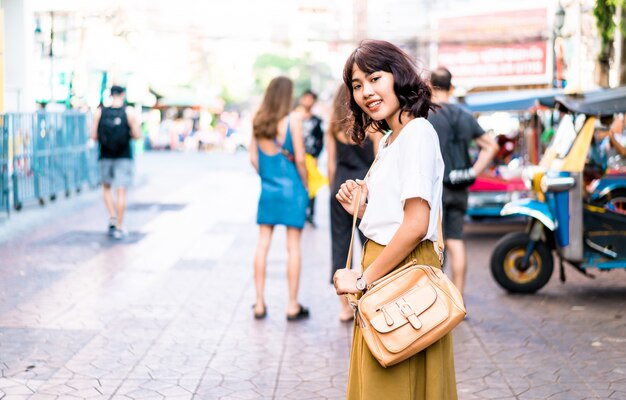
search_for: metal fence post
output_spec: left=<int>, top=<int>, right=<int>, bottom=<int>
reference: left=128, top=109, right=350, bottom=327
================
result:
left=7, top=110, right=93, bottom=211
left=0, top=114, right=8, bottom=216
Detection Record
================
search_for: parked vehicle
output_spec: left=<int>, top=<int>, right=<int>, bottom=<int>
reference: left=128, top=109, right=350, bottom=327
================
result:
left=461, top=89, right=563, bottom=218
left=490, top=87, right=626, bottom=293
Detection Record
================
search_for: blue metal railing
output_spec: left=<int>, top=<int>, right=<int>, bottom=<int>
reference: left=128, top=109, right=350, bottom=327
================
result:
left=0, top=116, right=9, bottom=215
left=1, top=111, right=98, bottom=214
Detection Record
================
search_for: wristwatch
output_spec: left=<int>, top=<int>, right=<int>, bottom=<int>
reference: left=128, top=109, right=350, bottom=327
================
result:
left=356, top=276, right=368, bottom=292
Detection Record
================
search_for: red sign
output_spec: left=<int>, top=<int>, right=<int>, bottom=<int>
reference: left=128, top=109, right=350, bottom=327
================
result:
left=435, top=8, right=550, bottom=87
left=438, top=41, right=547, bottom=80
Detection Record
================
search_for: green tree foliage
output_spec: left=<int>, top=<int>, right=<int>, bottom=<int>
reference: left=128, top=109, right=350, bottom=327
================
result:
left=594, top=0, right=626, bottom=85
left=253, top=53, right=330, bottom=98
left=594, top=0, right=619, bottom=46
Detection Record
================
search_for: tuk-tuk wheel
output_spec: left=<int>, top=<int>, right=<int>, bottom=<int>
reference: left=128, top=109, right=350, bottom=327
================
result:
left=490, top=232, right=553, bottom=294
left=599, top=188, right=626, bottom=214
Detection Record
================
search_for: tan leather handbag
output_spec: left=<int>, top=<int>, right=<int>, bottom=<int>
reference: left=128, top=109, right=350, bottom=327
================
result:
left=344, top=187, right=466, bottom=368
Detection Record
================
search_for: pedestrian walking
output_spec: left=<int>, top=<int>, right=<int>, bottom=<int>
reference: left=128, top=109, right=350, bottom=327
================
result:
left=333, top=40, right=457, bottom=400
left=91, top=85, right=141, bottom=240
left=326, top=85, right=382, bottom=323
left=249, top=76, right=310, bottom=321
left=427, top=67, right=499, bottom=295
left=296, top=90, right=324, bottom=226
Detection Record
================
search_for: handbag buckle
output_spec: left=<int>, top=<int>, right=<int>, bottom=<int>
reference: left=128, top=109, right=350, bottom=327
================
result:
left=398, top=301, right=414, bottom=317
left=397, top=299, right=422, bottom=330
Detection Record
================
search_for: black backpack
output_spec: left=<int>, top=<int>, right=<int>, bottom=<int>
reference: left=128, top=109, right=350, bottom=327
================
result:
left=97, top=107, right=130, bottom=156
left=439, top=105, right=473, bottom=189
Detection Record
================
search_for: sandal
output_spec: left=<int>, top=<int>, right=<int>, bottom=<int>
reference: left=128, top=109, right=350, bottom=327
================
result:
left=286, top=304, right=310, bottom=321
left=253, top=304, right=267, bottom=320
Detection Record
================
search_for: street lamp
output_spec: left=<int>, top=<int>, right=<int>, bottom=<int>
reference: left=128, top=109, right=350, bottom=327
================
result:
left=34, top=18, right=44, bottom=55
left=554, top=3, right=565, bottom=33
left=552, top=3, right=566, bottom=88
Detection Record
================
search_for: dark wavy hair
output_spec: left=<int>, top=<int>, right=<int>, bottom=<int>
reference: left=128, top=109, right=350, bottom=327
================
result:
left=342, top=40, right=437, bottom=144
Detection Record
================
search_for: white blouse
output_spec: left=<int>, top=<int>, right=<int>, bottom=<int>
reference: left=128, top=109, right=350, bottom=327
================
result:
left=359, top=118, right=444, bottom=245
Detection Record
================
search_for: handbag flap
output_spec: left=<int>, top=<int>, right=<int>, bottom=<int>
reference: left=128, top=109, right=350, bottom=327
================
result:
left=369, top=284, right=438, bottom=334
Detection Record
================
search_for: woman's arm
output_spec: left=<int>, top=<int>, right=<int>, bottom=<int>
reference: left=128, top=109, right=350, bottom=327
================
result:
left=290, top=114, right=309, bottom=188
left=326, top=130, right=336, bottom=185
left=334, top=197, right=429, bottom=295
left=249, top=135, right=259, bottom=172
left=361, top=197, right=429, bottom=284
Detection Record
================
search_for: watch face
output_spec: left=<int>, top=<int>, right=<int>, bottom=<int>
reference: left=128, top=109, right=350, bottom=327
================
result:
left=356, top=278, right=366, bottom=291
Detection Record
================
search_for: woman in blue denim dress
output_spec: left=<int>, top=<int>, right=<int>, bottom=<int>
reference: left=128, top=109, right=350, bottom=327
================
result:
left=249, top=76, right=310, bottom=321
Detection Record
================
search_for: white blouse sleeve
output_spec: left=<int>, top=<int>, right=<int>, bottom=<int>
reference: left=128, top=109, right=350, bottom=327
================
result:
left=397, top=123, right=439, bottom=208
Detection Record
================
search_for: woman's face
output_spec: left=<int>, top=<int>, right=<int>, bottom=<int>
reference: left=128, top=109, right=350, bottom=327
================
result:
left=350, top=65, right=400, bottom=123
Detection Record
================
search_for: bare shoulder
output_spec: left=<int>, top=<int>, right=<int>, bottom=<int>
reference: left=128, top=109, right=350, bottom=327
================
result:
left=289, top=112, right=303, bottom=125
left=287, top=113, right=303, bottom=139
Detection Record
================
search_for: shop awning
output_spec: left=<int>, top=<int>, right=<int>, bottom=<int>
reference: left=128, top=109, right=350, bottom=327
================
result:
left=555, top=86, right=626, bottom=116
left=461, top=88, right=566, bottom=113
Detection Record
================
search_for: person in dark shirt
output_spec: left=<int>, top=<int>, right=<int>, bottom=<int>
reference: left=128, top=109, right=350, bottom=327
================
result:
left=90, top=86, right=141, bottom=239
left=427, top=68, right=498, bottom=296
left=296, top=90, right=325, bottom=226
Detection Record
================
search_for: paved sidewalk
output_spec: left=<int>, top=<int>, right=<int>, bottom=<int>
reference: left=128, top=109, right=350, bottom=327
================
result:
left=0, top=152, right=625, bottom=400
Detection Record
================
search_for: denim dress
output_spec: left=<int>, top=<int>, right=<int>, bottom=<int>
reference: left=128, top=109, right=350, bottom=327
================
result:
left=256, top=122, right=308, bottom=229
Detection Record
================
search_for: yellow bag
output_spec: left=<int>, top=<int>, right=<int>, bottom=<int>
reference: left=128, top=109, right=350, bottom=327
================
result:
left=305, top=154, right=328, bottom=199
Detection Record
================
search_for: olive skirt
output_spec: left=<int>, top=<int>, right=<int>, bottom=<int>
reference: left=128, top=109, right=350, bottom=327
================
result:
left=346, top=240, right=458, bottom=400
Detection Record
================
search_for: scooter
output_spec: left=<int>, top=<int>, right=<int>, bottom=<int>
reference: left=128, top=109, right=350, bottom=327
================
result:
left=490, top=87, right=626, bottom=293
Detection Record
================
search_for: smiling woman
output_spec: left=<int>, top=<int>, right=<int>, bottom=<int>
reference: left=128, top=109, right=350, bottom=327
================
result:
left=333, top=40, right=457, bottom=400
left=343, top=40, right=435, bottom=146
left=350, top=69, right=400, bottom=126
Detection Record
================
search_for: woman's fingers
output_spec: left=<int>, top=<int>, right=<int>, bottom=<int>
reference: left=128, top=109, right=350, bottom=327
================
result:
left=334, top=269, right=359, bottom=295
left=339, top=182, right=352, bottom=198
left=336, top=180, right=357, bottom=203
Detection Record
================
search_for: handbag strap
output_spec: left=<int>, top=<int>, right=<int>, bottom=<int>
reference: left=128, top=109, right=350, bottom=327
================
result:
left=344, top=188, right=444, bottom=272
left=273, top=119, right=295, bottom=163
left=344, top=152, right=378, bottom=273
left=343, top=166, right=445, bottom=305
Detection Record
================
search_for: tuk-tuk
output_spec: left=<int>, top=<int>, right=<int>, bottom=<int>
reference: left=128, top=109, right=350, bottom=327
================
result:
left=489, top=86, right=626, bottom=293
left=461, top=89, right=564, bottom=218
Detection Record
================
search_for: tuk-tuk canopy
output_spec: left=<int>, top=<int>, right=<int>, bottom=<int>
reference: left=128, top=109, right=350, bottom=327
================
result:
left=556, top=86, right=626, bottom=116
left=461, top=88, right=565, bottom=113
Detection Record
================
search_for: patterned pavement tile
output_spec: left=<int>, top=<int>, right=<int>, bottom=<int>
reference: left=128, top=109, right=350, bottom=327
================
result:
left=112, top=379, right=196, bottom=400
left=30, top=379, right=122, bottom=399
left=1, top=152, right=625, bottom=400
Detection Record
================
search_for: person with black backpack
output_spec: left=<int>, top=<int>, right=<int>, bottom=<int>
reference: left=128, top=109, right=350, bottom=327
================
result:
left=90, top=85, right=141, bottom=239
left=427, top=68, right=499, bottom=296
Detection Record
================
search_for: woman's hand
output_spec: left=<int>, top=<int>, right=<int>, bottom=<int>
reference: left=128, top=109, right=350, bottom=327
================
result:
left=333, top=268, right=361, bottom=295
left=335, top=179, right=368, bottom=216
